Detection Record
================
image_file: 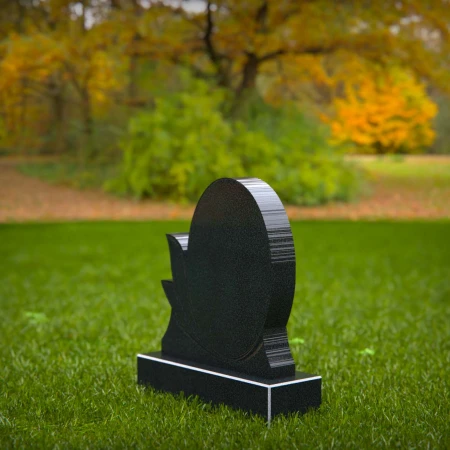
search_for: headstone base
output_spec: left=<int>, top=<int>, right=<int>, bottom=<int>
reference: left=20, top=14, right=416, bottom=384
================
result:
left=137, top=352, right=321, bottom=422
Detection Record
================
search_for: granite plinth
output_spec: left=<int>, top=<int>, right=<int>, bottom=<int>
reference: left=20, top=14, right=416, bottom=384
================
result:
left=138, top=177, right=322, bottom=420
left=137, top=352, right=321, bottom=422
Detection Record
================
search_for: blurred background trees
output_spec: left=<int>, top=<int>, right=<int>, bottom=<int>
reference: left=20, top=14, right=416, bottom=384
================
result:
left=0, top=0, right=449, bottom=203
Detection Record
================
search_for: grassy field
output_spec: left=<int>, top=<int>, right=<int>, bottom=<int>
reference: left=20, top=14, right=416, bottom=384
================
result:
left=17, top=162, right=119, bottom=190
left=355, top=155, right=450, bottom=184
left=1, top=221, right=449, bottom=448
left=17, top=155, right=450, bottom=189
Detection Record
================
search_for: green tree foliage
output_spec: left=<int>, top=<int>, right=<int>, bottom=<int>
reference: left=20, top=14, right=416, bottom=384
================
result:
left=108, top=82, right=361, bottom=205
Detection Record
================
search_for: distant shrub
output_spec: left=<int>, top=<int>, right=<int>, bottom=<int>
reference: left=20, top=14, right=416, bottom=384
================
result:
left=326, top=67, right=438, bottom=154
left=107, top=85, right=363, bottom=205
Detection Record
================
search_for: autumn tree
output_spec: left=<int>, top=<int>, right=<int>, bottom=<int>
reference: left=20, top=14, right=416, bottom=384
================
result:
left=262, top=53, right=440, bottom=153
left=169, top=0, right=450, bottom=114
left=1, top=0, right=449, bottom=156
left=326, top=66, right=438, bottom=153
left=61, top=1, right=123, bottom=160
left=0, top=32, right=62, bottom=151
left=0, top=0, right=123, bottom=157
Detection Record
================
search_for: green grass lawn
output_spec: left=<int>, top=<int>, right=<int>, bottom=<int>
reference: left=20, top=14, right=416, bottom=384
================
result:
left=17, top=163, right=119, bottom=190
left=1, top=221, right=449, bottom=448
left=16, top=155, right=450, bottom=200
left=355, top=155, right=450, bottom=187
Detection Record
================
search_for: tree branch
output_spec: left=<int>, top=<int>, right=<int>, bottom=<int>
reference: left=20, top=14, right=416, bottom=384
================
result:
left=255, top=1, right=268, bottom=32
left=258, top=49, right=286, bottom=63
left=259, top=45, right=336, bottom=63
left=201, top=1, right=232, bottom=87
left=204, top=0, right=220, bottom=66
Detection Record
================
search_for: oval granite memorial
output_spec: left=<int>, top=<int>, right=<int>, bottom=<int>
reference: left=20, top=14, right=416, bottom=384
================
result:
left=138, top=177, right=321, bottom=421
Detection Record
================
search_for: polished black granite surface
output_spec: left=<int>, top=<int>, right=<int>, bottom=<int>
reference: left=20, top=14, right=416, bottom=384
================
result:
left=138, top=178, right=321, bottom=420
left=138, top=352, right=321, bottom=421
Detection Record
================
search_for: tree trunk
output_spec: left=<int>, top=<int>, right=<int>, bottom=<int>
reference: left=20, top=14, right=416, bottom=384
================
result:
left=127, top=33, right=141, bottom=106
left=19, top=78, right=28, bottom=154
left=80, top=89, right=94, bottom=164
left=230, top=54, right=260, bottom=118
left=239, top=53, right=259, bottom=93
left=52, top=93, right=67, bottom=154
left=128, top=51, right=138, bottom=103
left=49, top=77, right=67, bottom=154
left=127, top=1, right=144, bottom=106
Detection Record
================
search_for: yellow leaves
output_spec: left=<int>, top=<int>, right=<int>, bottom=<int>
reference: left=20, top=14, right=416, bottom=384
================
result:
left=87, top=51, right=121, bottom=108
left=0, top=29, right=121, bottom=104
left=0, top=20, right=124, bottom=150
left=327, top=66, right=438, bottom=153
left=0, top=33, right=62, bottom=89
left=0, top=32, right=64, bottom=146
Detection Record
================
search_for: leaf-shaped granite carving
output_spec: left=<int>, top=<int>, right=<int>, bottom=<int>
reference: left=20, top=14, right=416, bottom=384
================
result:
left=161, top=178, right=296, bottom=379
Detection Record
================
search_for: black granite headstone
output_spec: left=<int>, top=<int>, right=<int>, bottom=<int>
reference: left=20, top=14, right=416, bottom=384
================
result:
left=137, top=178, right=321, bottom=422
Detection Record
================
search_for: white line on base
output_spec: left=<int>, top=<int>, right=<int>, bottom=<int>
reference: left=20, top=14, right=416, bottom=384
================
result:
left=138, top=354, right=321, bottom=388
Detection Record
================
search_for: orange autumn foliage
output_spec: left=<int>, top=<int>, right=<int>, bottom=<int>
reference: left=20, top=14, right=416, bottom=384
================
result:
left=327, top=68, right=438, bottom=154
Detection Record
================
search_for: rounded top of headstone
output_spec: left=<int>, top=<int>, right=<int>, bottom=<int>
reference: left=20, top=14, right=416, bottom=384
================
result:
left=186, top=178, right=296, bottom=361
